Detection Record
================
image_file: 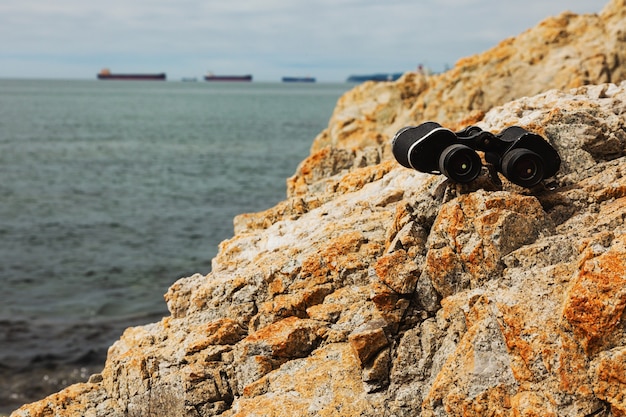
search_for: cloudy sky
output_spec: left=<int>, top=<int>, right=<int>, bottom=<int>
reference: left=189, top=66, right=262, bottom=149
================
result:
left=0, top=0, right=604, bottom=82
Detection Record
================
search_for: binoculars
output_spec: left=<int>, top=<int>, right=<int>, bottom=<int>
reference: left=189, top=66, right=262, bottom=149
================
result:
left=391, top=122, right=561, bottom=187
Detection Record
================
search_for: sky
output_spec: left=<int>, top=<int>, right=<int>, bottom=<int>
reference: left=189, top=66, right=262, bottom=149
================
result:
left=0, top=0, right=605, bottom=82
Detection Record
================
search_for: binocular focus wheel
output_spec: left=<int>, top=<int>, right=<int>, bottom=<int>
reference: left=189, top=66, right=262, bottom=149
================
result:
left=438, top=144, right=482, bottom=183
left=501, top=148, right=545, bottom=187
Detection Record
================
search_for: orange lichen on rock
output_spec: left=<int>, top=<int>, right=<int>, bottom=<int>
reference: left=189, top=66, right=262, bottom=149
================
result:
left=563, top=233, right=626, bottom=354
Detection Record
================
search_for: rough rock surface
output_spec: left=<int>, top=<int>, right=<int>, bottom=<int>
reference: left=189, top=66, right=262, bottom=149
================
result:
left=11, top=1, right=626, bottom=416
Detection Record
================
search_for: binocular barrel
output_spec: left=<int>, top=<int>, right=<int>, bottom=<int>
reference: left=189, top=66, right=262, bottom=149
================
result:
left=392, top=122, right=560, bottom=188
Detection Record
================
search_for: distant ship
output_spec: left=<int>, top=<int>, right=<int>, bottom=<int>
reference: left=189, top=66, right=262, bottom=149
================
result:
left=204, top=72, right=252, bottom=82
left=346, top=73, right=403, bottom=83
left=282, top=76, right=316, bottom=83
left=97, top=68, right=166, bottom=81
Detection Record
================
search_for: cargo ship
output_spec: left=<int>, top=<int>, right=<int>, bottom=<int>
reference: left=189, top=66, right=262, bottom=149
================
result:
left=204, top=72, right=252, bottom=82
left=282, top=76, right=316, bottom=83
left=97, top=68, right=166, bottom=81
left=346, top=72, right=403, bottom=83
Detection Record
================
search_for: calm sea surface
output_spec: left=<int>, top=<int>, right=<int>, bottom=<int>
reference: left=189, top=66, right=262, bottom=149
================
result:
left=0, top=79, right=352, bottom=408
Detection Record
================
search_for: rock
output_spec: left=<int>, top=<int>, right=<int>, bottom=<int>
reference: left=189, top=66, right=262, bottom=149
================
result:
left=10, top=1, right=626, bottom=416
left=233, top=316, right=323, bottom=393
left=563, top=233, right=626, bottom=355
left=348, top=319, right=390, bottom=366
left=590, top=347, right=626, bottom=415
left=422, top=191, right=551, bottom=299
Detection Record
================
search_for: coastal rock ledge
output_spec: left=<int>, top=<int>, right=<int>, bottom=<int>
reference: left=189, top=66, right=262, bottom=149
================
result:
left=12, top=1, right=626, bottom=417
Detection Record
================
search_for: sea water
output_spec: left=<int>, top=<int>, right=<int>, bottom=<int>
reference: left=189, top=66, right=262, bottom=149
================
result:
left=0, top=79, right=352, bottom=408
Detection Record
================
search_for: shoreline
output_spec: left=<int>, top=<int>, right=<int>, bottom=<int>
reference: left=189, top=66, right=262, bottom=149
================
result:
left=0, top=364, right=103, bottom=416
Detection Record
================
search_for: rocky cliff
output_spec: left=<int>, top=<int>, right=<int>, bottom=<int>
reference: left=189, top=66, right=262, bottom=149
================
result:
left=11, top=1, right=626, bottom=416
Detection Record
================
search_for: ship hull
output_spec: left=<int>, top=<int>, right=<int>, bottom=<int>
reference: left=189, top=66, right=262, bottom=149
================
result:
left=97, top=73, right=166, bottom=81
left=346, top=73, right=403, bottom=83
left=204, top=75, right=252, bottom=82
left=282, top=77, right=316, bottom=83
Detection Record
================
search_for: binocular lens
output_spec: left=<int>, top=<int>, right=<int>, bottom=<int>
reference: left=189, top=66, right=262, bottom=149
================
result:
left=439, top=144, right=481, bottom=183
left=501, top=148, right=545, bottom=187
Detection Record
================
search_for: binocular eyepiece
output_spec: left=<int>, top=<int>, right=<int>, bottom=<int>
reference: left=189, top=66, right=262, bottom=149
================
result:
left=391, top=122, right=561, bottom=187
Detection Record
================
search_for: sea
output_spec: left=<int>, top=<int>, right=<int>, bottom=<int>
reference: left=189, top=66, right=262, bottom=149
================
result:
left=0, top=79, right=353, bottom=412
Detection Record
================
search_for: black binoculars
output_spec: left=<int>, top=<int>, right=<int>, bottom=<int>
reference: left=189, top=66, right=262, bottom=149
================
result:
left=391, top=122, right=561, bottom=187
